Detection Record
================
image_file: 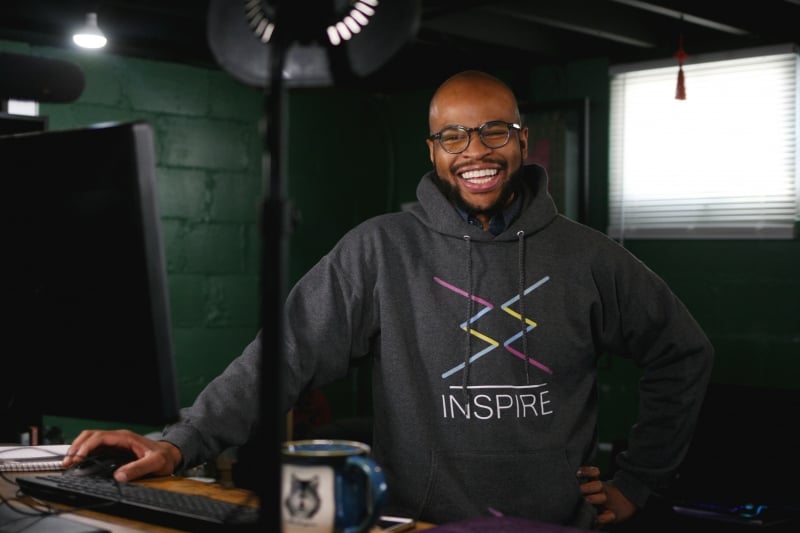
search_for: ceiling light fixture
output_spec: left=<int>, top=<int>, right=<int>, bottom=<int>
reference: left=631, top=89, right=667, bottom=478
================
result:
left=243, top=0, right=380, bottom=47
left=209, top=0, right=419, bottom=88
left=73, top=12, right=107, bottom=50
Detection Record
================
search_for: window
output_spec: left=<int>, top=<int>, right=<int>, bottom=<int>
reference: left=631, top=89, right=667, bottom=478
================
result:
left=608, top=44, right=799, bottom=240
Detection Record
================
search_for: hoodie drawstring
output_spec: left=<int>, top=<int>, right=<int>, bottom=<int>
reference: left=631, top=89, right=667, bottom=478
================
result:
left=461, top=231, right=529, bottom=406
left=516, top=230, right=530, bottom=385
left=462, top=234, right=472, bottom=405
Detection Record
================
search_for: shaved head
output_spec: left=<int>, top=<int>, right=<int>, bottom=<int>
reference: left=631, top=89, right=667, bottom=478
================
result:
left=429, top=71, right=521, bottom=132
left=425, top=70, right=528, bottom=230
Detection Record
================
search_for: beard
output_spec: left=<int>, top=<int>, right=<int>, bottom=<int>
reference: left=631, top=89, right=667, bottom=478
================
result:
left=433, top=162, right=524, bottom=220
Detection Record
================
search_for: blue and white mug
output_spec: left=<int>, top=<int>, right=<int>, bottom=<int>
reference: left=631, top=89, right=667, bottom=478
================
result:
left=281, top=439, right=388, bottom=533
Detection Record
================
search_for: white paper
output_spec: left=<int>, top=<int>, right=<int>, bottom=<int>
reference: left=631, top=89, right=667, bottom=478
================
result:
left=0, top=444, right=69, bottom=460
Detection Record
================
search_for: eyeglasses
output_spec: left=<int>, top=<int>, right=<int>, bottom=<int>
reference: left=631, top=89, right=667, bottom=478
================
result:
left=428, top=120, right=521, bottom=154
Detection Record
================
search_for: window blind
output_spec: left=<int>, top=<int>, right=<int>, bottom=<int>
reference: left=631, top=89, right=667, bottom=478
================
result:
left=608, top=45, right=799, bottom=239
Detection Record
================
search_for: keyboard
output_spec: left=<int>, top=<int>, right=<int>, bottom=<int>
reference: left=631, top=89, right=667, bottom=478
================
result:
left=16, top=474, right=259, bottom=531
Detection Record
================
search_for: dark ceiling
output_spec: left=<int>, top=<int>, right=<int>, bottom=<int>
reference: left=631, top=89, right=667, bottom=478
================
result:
left=1, top=0, right=799, bottom=91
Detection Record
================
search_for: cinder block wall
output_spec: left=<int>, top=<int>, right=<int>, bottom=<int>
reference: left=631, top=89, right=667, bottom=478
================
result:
left=1, top=41, right=265, bottom=438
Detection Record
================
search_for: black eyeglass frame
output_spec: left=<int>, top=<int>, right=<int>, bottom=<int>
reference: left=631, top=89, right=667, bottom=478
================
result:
left=428, top=120, right=522, bottom=154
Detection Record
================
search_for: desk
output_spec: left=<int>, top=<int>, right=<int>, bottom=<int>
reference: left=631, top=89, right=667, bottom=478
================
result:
left=0, top=471, right=434, bottom=532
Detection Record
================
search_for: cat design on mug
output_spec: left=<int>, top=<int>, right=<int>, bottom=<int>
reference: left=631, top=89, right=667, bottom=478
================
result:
left=284, top=473, right=322, bottom=519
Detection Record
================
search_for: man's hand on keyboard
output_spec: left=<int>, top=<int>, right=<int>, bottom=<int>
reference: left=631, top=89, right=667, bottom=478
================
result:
left=63, top=429, right=183, bottom=482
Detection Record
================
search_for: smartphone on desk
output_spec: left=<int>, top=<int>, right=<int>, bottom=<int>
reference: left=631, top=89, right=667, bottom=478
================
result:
left=376, top=515, right=416, bottom=532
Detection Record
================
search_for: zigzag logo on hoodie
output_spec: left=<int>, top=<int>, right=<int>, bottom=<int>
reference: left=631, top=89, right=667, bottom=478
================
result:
left=433, top=274, right=555, bottom=421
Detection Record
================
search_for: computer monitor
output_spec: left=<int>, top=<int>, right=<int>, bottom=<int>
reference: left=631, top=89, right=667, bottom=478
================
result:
left=0, top=121, right=180, bottom=442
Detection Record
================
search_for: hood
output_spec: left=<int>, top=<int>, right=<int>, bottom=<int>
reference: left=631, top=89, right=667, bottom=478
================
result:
left=407, top=163, right=559, bottom=241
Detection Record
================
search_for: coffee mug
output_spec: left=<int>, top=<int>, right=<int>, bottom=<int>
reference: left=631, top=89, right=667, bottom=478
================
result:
left=281, top=439, right=388, bottom=533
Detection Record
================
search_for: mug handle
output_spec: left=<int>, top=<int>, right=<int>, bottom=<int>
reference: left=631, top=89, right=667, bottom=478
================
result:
left=343, top=455, right=388, bottom=533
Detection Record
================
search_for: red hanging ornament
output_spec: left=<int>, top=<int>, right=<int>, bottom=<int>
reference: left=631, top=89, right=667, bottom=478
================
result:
left=674, top=34, right=687, bottom=100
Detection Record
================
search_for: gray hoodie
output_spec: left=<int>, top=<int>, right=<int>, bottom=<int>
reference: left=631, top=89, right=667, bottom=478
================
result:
left=164, top=164, right=714, bottom=528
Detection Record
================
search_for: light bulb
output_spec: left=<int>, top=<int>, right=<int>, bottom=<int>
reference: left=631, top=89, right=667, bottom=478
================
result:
left=73, top=12, right=107, bottom=49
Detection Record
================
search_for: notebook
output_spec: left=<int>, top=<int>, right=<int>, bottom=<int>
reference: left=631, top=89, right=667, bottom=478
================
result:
left=0, top=445, right=68, bottom=472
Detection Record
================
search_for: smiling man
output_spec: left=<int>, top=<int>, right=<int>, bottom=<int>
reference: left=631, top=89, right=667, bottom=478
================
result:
left=65, top=70, right=713, bottom=531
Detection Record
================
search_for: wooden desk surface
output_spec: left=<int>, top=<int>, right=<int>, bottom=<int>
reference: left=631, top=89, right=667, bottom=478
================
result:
left=0, top=471, right=433, bottom=532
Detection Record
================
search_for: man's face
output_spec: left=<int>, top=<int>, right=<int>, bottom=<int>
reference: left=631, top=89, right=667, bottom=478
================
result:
left=426, top=80, right=528, bottom=223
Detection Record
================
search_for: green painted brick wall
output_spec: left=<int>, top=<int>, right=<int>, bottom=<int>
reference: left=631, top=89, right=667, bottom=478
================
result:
left=1, top=41, right=265, bottom=438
